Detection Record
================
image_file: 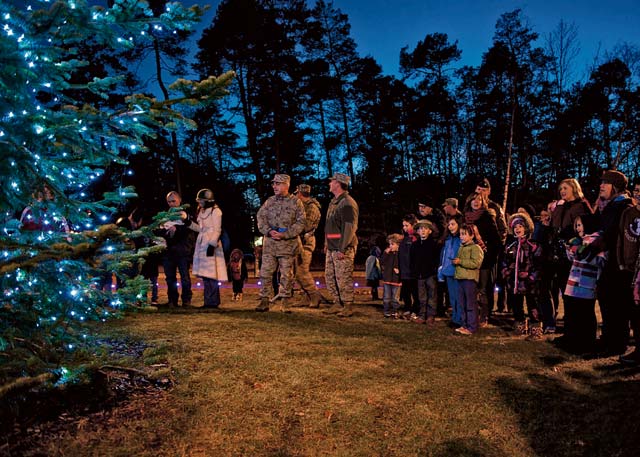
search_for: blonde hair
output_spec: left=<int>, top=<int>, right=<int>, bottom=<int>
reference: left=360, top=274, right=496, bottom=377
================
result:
left=558, top=178, right=585, bottom=200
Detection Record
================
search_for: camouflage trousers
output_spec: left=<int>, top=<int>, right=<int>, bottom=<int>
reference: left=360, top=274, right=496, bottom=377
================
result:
left=325, top=247, right=355, bottom=305
left=260, top=253, right=295, bottom=299
left=295, top=239, right=318, bottom=294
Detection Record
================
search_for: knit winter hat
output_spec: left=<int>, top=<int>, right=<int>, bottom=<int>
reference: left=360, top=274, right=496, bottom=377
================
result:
left=601, top=170, right=628, bottom=192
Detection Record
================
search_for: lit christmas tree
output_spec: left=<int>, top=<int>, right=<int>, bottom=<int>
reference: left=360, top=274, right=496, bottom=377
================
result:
left=0, top=0, right=233, bottom=387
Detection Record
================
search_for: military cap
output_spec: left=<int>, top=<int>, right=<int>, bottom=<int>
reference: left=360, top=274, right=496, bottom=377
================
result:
left=477, top=178, right=491, bottom=189
left=295, top=184, right=311, bottom=194
left=328, top=172, right=351, bottom=186
left=272, top=174, right=291, bottom=184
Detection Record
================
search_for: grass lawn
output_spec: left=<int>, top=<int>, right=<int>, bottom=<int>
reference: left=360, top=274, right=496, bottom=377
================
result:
left=13, top=280, right=640, bottom=456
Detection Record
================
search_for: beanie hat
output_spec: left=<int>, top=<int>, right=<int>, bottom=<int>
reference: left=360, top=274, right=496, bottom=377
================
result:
left=601, top=170, right=628, bottom=192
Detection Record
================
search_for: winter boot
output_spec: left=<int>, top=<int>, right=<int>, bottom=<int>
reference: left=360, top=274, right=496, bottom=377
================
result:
left=514, top=319, right=528, bottom=335
left=526, top=323, right=543, bottom=341
left=308, top=291, right=322, bottom=308
left=337, top=302, right=354, bottom=317
left=293, top=293, right=310, bottom=308
left=371, top=288, right=379, bottom=301
left=255, top=297, right=270, bottom=312
left=281, top=297, right=292, bottom=314
left=232, top=293, right=238, bottom=301
left=323, top=303, right=342, bottom=314
left=238, top=293, right=243, bottom=302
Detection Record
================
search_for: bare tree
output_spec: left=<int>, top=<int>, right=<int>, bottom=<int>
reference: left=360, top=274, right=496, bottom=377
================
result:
left=545, top=19, right=580, bottom=106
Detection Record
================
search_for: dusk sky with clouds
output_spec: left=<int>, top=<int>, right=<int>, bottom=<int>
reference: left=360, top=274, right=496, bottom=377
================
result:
left=187, top=0, right=639, bottom=82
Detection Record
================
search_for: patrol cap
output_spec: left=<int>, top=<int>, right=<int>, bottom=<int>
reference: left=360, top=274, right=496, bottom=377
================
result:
left=295, top=184, right=311, bottom=194
left=442, top=197, right=458, bottom=208
left=328, top=172, right=351, bottom=186
left=272, top=174, right=291, bottom=185
left=477, top=178, right=491, bottom=190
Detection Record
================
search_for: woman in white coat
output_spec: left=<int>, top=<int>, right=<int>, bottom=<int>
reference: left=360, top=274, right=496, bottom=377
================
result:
left=189, top=189, right=228, bottom=308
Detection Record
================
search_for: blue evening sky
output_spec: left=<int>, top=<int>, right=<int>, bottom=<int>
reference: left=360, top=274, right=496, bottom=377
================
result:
left=188, top=0, right=640, bottom=81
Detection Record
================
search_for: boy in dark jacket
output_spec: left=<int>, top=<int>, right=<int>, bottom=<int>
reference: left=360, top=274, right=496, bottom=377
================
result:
left=381, top=233, right=403, bottom=318
left=410, top=220, right=440, bottom=325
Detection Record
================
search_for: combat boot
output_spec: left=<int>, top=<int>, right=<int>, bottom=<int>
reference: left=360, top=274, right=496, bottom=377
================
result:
left=308, top=291, right=322, bottom=308
left=281, top=297, right=292, bottom=314
left=255, top=297, right=270, bottom=312
left=293, top=293, right=310, bottom=308
left=323, top=303, right=342, bottom=314
left=337, top=303, right=353, bottom=317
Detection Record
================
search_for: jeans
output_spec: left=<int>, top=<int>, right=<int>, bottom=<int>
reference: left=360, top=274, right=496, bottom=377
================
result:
left=203, top=277, right=220, bottom=308
left=446, top=276, right=462, bottom=325
left=417, top=276, right=438, bottom=318
left=383, top=284, right=400, bottom=316
left=163, top=255, right=192, bottom=305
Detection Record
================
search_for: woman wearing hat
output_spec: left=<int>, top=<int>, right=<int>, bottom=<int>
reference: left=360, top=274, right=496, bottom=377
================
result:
left=189, top=189, right=228, bottom=308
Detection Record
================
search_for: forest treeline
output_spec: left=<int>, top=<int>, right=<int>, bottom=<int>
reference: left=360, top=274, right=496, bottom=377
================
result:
left=99, top=0, right=640, bottom=246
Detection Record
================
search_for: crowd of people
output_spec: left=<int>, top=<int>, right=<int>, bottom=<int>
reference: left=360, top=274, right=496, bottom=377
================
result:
left=363, top=171, right=640, bottom=366
left=20, top=169, right=640, bottom=366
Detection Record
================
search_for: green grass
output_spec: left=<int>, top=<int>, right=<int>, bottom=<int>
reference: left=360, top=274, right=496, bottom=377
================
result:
left=25, top=293, right=640, bottom=456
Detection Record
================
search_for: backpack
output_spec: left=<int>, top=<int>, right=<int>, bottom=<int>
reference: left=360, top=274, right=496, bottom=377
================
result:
left=229, top=258, right=242, bottom=281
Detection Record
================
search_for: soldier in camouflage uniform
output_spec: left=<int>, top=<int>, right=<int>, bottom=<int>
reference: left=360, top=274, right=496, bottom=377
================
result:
left=324, top=173, right=359, bottom=317
left=255, top=174, right=306, bottom=312
left=293, top=184, right=323, bottom=308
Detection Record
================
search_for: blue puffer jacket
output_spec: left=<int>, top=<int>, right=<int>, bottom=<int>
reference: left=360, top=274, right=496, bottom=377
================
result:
left=440, top=233, right=461, bottom=277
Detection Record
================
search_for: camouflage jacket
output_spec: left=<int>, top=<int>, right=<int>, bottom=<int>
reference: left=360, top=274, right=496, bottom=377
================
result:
left=325, top=191, right=359, bottom=252
left=301, top=197, right=322, bottom=245
left=257, top=193, right=305, bottom=256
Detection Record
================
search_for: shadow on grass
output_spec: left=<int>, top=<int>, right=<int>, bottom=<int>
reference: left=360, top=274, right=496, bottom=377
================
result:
left=495, top=359, right=640, bottom=457
left=424, top=438, right=506, bottom=457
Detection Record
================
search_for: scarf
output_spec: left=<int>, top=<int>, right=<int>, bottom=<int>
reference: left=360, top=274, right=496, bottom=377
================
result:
left=465, top=208, right=484, bottom=223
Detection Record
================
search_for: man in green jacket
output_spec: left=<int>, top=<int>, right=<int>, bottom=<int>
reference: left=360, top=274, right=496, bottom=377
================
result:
left=324, top=173, right=359, bottom=317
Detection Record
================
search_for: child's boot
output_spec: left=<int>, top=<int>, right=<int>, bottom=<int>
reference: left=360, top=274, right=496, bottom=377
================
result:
left=514, top=319, right=528, bottom=335
left=526, top=323, right=543, bottom=341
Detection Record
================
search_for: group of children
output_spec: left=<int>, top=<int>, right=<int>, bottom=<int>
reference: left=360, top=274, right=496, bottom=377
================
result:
left=366, top=210, right=608, bottom=341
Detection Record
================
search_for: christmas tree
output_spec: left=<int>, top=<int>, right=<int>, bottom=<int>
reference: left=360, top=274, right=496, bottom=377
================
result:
left=0, top=0, right=233, bottom=389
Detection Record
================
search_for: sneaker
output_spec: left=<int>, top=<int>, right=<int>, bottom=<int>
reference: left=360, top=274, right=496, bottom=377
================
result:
left=384, top=313, right=392, bottom=319
left=455, top=327, right=473, bottom=335
left=543, top=326, right=556, bottom=335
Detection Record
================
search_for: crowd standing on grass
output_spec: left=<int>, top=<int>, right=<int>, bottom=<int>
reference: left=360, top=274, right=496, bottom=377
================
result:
left=62, top=167, right=640, bottom=368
